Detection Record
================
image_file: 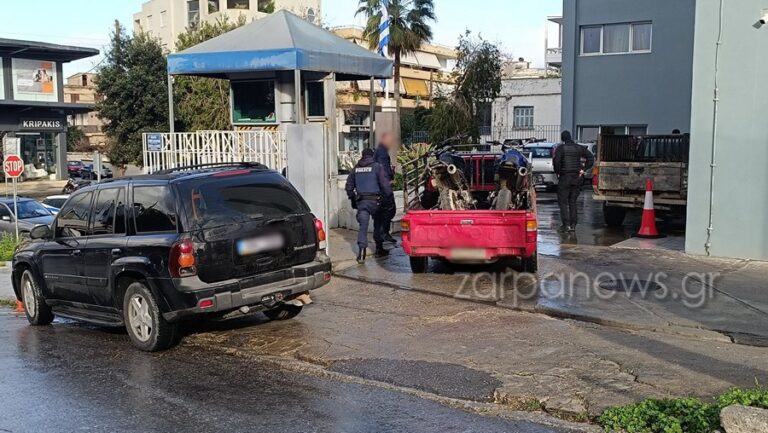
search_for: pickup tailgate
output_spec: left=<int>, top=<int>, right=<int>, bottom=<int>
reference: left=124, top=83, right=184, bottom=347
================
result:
left=402, top=210, right=537, bottom=260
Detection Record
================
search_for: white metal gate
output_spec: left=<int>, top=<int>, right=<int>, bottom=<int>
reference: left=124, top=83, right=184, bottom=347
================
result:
left=142, top=130, right=286, bottom=174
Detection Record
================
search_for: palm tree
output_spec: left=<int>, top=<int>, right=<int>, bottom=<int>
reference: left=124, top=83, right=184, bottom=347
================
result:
left=356, top=0, right=436, bottom=110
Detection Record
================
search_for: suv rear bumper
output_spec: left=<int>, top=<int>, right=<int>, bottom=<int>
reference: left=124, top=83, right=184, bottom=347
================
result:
left=162, top=254, right=332, bottom=321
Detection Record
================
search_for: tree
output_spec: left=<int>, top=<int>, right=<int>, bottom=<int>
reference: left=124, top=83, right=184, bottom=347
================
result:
left=174, top=16, right=246, bottom=131
left=95, top=22, right=168, bottom=170
left=453, top=31, right=502, bottom=126
left=356, top=0, right=436, bottom=111
left=66, top=125, right=89, bottom=151
left=427, top=97, right=474, bottom=145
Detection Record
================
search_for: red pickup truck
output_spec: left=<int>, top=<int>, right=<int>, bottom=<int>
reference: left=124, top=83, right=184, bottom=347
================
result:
left=400, top=151, right=538, bottom=274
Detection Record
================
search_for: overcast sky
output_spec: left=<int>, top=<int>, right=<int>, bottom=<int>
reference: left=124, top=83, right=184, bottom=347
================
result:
left=0, top=0, right=562, bottom=77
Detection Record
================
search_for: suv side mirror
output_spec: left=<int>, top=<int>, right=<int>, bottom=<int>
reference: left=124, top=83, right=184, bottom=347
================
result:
left=30, top=224, right=52, bottom=240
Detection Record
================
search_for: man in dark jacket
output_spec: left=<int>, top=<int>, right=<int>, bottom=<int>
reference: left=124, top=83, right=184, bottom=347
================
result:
left=553, top=130, right=595, bottom=233
left=373, top=132, right=398, bottom=245
left=345, top=148, right=394, bottom=263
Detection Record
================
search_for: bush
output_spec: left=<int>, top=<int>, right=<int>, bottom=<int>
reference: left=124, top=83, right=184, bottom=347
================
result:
left=0, top=234, right=19, bottom=262
left=599, top=386, right=768, bottom=433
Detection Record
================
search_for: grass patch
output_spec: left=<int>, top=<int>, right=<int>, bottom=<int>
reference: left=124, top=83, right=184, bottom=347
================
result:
left=0, top=233, right=19, bottom=262
left=599, top=386, right=768, bottom=433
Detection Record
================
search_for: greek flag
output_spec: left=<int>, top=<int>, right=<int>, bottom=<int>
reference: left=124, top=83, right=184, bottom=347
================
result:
left=378, top=0, right=390, bottom=90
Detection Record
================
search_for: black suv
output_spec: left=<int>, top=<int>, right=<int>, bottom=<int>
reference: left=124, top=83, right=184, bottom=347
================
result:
left=12, top=163, right=332, bottom=351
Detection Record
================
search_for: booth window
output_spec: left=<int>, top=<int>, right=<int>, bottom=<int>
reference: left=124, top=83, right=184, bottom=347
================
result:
left=305, top=81, right=325, bottom=118
left=208, top=0, right=220, bottom=13
left=231, top=80, right=277, bottom=124
left=228, top=0, right=249, bottom=9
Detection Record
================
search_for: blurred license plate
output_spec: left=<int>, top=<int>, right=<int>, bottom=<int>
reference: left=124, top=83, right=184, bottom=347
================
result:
left=450, top=248, right=486, bottom=261
left=237, top=233, right=284, bottom=256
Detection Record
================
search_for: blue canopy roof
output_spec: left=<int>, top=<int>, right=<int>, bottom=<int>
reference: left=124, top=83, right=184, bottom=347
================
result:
left=167, top=10, right=393, bottom=80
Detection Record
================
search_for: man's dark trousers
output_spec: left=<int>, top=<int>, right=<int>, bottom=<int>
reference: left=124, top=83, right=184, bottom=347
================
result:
left=374, top=194, right=396, bottom=242
left=557, top=174, right=582, bottom=227
left=356, top=199, right=380, bottom=248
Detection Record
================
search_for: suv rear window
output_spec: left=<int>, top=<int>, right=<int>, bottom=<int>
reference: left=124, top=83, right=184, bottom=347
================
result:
left=179, top=172, right=310, bottom=229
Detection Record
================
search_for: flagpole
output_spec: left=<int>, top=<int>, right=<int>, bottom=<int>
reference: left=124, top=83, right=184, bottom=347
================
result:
left=379, top=0, right=391, bottom=101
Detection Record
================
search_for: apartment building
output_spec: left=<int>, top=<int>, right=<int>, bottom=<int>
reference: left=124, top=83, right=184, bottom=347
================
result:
left=332, top=26, right=457, bottom=152
left=561, top=0, right=696, bottom=140
left=134, top=0, right=321, bottom=50
left=63, top=73, right=107, bottom=147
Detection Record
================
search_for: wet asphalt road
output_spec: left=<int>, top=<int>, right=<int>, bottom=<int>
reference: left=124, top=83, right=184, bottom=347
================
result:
left=0, top=311, right=572, bottom=433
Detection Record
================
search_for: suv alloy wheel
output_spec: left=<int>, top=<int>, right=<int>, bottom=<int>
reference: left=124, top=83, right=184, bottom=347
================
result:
left=123, top=282, right=178, bottom=352
left=21, top=270, right=54, bottom=326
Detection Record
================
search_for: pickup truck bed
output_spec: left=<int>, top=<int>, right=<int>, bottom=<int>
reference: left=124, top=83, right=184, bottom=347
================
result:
left=401, top=210, right=538, bottom=273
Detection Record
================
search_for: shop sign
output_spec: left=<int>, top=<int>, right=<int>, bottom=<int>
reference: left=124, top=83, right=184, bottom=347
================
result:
left=19, top=119, right=66, bottom=131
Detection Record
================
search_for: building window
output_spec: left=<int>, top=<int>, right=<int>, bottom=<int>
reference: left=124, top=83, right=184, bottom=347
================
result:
left=258, top=0, right=274, bottom=13
left=581, top=26, right=601, bottom=55
left=580, top=22, right=652, bottom=56
left=228, top=0, right=249, bottom=9
left=207, top=0, right=220, bottom=13
left=231, top=80, right=276, bottom=124
left=187, top=0, right=200, bottom=27
left=513, top=106, right=534, bottom=129
left=160, top=10, right=167, bottom=27
left=146, top=15, right=153, bottom=30
left=578, top=126, right=600, bottom=143
left=305, top=81, right=325, bottom=118
left=306, top=7, right=316, bottom=23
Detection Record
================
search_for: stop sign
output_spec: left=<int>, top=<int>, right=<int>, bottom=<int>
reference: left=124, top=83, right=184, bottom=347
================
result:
left=3, top=154, right=24, bottom=178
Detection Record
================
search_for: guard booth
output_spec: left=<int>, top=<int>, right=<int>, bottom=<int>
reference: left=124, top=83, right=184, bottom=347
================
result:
left=154, top=10, right=393, bottom=227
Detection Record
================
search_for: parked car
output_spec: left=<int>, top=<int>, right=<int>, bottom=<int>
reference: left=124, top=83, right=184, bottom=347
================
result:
left=41, top=195, right=70, bottom=214
left=12, top=163, right=332, bottom=351
left=80, top=164, right=113, bottom=180
left=0, top=198, right=55, bottom=236
left=67, top=161, right=84, bottom=178
left=523, top=142, right=559, bottom=191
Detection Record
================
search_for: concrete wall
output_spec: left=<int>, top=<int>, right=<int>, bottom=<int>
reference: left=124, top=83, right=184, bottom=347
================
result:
left=493, top=78, right=561, bottom=128
left=561, top=0, right=696, bottom=135
left=686, top=0, right=768, bottom=260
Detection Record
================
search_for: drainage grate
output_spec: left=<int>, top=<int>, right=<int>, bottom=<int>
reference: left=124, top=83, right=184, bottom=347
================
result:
left=599, top=279, right=661, bottom=293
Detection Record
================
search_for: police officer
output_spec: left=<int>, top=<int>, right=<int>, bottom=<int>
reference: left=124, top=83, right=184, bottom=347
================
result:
left=345, top=148, right=393, bottom=263
left=553, top=130, right=595, bottom=233
left=374, top=132, right=398, bottom=245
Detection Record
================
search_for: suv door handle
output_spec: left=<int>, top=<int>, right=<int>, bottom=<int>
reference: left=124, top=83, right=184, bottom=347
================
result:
left=111, top=248, right=122, bottom=257
left=71, top=249, right=82, bottom=256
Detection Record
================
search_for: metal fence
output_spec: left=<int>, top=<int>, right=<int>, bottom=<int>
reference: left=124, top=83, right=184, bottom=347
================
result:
left=403, top=125, right=562, bottom=147
left=142, top=130, right=286, bottom=174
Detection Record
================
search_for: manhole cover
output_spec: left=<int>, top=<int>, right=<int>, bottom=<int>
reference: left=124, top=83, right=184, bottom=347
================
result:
left=599, top=279, right=661, bottom=292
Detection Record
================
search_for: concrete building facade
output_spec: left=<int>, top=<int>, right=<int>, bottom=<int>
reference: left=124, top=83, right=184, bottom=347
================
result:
left=686, top=0, right=768, bottom=260
left=561, top=0, right=696, bottom=141
left=134, top=0, right=321, bottom=50
left=63, top=72, right=107, bottom=148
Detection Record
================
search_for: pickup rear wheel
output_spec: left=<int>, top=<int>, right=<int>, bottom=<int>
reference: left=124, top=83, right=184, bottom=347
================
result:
left=264, top=304, right=303, bottom=321
left=409, top=257, right=429, bottom=274
left=123, top=282, right=178, bottom=352
left=603, top=204, right=627, bottom=227
left=522, top=251, right=538, bottom=273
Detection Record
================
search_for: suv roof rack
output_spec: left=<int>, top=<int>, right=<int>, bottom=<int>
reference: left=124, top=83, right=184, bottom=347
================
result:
left=153, top=162, right=269, bottom=175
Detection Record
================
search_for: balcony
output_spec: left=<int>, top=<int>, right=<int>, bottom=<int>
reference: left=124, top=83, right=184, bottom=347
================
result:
left=546, top=47, right=562, bottom=66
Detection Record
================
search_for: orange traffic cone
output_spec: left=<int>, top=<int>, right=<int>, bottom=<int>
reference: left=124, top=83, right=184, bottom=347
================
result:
left=635, top=179, right=666, bottom=239
left=14, top=300, right=25, bottom=313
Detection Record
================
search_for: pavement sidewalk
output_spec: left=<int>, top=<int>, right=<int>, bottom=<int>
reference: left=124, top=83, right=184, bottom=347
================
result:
left=329, top=229, right=768, bottom=346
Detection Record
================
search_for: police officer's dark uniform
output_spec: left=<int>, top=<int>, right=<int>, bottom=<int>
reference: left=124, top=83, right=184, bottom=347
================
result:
left=345, top=149, right=393, bottom=263
left=553, top=131, right=595, bottom=233
left=373, top=143, right=397, bottom=246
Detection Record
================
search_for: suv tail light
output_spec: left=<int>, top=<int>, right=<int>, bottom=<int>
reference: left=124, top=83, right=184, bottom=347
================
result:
left=170, top=239, right=197, bottom=278
left=314, top=219, right=327, bottom=250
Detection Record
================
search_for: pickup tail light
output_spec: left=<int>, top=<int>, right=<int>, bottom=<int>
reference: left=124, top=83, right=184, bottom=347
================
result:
left=315, top=219, right=327, bottom=250
left=526, top=214, right=538, bottom=243
left=400, top=220, right=410, bottom=232
left=170, top=239, right=197, bottom=278
left=592, top=167, right=599, bottom=194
